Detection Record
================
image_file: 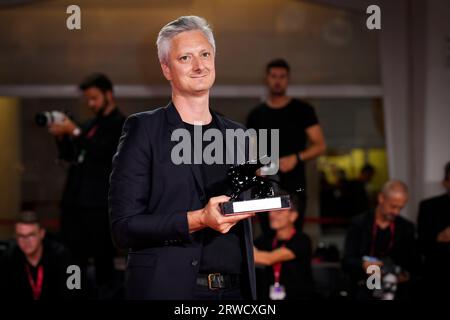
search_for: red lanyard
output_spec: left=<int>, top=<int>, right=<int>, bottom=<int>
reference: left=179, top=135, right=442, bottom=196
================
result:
left=86, top=125, right=98, bottom=139
left=370, top=221, right=395, bottom=257
left=25, top=264, right=44, bottom=300
left=272, top=229, right=296, bottom=284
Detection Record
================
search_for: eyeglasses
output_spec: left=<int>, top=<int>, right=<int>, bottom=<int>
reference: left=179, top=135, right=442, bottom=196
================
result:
left=15, top=233, right=38, bottom=241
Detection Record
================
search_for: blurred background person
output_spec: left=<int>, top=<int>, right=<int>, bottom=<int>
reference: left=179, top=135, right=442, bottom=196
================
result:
left=47, top=73, right=125, bottom=298
left=247, top=58, right=326, bottom=235
left=338, top=164, right=377, bottom=221
left=345, top=164, right=376, bottom=216
left=0, top=211, right=72, bottom=300
left=417, top=161, right=450, bottom=299
left=342, top=180, right=420, bottom=300
left=254, top=194, right=314, bottom=300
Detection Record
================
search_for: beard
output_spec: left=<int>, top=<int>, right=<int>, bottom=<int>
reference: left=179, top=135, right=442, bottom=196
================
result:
left=384, top=213, right=396, bottom=222
left=270, top=86, right=286, bottom=97
left=95, top=95, right=109, bottom=117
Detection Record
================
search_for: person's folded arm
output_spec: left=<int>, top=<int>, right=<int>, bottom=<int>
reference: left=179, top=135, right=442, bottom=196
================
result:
left=253, top=247, right=296, bottom=266
left=108, top=115, right=190, bottom=249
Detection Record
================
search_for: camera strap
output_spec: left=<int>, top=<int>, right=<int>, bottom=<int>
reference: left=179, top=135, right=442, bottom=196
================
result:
left=86, top=124, right=99, bottom=139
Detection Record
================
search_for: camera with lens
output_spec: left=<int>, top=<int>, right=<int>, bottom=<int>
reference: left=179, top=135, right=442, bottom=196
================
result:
left=372, top=257, right=401, bottom=300
left=35, top=111, right=67, bottom=127
left=35, top=110, right=79, bottom=162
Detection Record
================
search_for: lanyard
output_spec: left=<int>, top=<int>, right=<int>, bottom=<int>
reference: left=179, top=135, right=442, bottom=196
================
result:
left=271, top=229, right=296, bottom=284
left=25, top=264, right=44, bottom=300
left=370, top=220, right=395, bottom=257
left=86, top=124, right=98, bottom=139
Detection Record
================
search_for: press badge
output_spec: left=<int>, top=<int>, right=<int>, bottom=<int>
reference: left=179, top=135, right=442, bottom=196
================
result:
left=269, top=283, right=286, bottom=300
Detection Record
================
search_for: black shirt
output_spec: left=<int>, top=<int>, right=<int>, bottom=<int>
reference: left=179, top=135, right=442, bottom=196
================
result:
left=342, top=210, right=420, bottom=282
left=342, top=211, right=422, bottom=300
left=246, top=98, right=319, bottom=192
left=417, top=194, right=450, bottom=285
left=59, top=108, right=126, bottom=209
left=373, top=225, right=393, bottom=258
left=0, top=238, right=72, bottom=300
left=184, top=119, right=243, bottom=274
left=254, top=232, right=314, bottom=300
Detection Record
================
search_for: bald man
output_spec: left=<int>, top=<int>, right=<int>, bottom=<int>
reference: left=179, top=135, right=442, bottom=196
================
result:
left=342, top=180, right=420, bottom=300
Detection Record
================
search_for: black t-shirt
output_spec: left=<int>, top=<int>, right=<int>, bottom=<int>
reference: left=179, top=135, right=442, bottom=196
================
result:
left=254, top=232, right=314, bottom=300
left=60, top=107, right=126, bottom=209
left=373, top=225, right=393, bottom=258
left=184, top=119, right=243, bottom=274
left=246, top=98, right=319, bottom=191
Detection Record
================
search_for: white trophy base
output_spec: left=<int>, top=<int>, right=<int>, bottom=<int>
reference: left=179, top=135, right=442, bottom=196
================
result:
left=220, top=195, right=291, bottom=215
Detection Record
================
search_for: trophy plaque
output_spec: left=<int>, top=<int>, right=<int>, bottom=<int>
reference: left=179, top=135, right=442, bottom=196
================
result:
left=219, top=157, right=291, bottom=216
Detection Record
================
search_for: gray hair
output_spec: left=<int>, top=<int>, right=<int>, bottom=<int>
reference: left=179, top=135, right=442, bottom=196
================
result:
left=156, top=16, right=216, bottom=64
left=381, top=180, right=409, bottom=198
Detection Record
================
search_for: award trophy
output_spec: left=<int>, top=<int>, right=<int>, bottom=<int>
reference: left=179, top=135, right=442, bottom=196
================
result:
left=220, top=157, right=291, bottom=216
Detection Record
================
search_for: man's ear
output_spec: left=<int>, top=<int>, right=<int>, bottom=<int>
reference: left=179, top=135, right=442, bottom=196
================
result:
left=39, top=228, right=46, bottom=240
left=161, top=62, right=172, bottom=81
left=105, top=90, right=114, bottom=102
left=377, top=192, right=384, bottom=205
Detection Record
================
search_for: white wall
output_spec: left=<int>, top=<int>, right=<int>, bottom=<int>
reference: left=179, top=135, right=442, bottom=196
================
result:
left=381, top=0, right=450, bottom=221
left=422, top=0, right=450, bottom=198
left=321, top=0, right=450, bottom=222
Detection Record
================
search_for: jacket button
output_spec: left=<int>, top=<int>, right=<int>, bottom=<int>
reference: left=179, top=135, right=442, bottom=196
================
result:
left=191, top=259, right=198, bottom=266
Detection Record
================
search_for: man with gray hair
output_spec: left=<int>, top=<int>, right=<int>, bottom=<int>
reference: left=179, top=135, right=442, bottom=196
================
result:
left=109, top=16, right=257, bottom=299
left=342, top=180, right=420, bottom=300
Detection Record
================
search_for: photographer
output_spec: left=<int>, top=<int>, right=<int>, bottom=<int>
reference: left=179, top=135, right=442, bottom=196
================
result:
left=342, top=180, right=420, bottom=300
left=47, top=73, right=125, bottom=298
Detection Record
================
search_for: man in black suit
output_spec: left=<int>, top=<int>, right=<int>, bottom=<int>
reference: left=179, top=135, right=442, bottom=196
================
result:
left=48, top=73, right=125, bottom=296
left=417, top=161, right=450, bottom=299
left=342, top=180, right=420, bottom=300
left=109, top=16, right=257, bottom=300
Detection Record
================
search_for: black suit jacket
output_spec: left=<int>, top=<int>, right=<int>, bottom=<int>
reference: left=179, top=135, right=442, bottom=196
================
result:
left=342, top=210, right=420, bottom=282
left=417, top=194, right=450, bottom=275
left=109, top=102, right=256, bottom=300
